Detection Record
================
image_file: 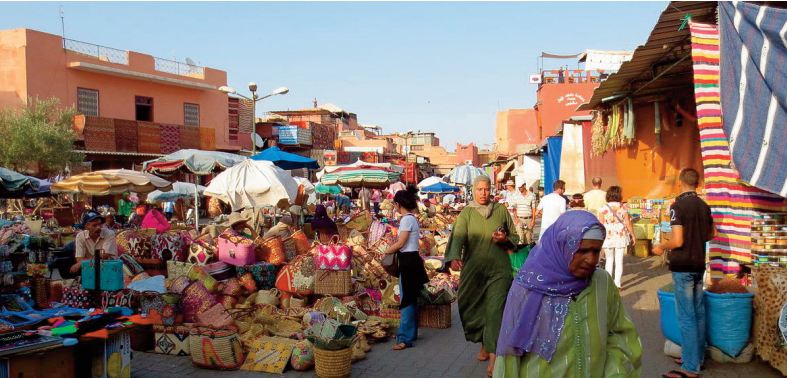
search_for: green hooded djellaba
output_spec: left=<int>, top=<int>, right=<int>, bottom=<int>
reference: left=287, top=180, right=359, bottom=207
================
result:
left=445, top=201, right=519, bottom=353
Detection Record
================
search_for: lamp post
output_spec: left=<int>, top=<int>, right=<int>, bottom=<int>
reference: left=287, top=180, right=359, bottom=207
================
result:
left=218, top=83, right=289, bottom=154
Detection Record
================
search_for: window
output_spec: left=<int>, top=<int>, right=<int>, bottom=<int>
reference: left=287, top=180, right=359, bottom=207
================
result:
left=184, top=103, right=200, bottom=127
left=135, top=96, right=154, bottom=122
left=411, top=145, right=424, bottom=151
left=77, top=88, right=99, bottom=116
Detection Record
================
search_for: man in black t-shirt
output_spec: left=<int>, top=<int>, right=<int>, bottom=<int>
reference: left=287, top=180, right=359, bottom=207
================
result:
left=653, top=168, right=715, bottom=378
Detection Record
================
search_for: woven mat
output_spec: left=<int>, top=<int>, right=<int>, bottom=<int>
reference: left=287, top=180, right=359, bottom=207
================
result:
left=114, top=119, right=139, bottom=152
left=138, top=122, right=161, bottom=154
left=180, top=126, right=200, bottom=149
left=160, top=124, right=180, bottom=154
left=199, top=127, right=216, bottom=150
left=84, top=116, right=116, bottom=151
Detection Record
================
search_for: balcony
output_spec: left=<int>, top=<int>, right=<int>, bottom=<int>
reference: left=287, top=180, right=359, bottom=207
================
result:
left=539, top=69, right=603, bottom=86
left=64, top=39, right=129, bottom=65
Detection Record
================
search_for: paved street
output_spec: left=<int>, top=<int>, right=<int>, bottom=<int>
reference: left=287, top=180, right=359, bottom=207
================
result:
left=132, top=256, right=782, bottom=377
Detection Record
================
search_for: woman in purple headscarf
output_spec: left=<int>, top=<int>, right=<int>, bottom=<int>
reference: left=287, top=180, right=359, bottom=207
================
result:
left=494, top=211, right=642, bottom=377
left=311, top=204, right=338, bottom=243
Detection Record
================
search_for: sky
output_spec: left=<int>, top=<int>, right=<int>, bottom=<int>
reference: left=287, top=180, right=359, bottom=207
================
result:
left=1, top=1, right=666, bottom=150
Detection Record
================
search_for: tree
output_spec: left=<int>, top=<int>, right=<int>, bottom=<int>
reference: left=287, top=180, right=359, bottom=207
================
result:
left=0, top=97, right=83, bottom=172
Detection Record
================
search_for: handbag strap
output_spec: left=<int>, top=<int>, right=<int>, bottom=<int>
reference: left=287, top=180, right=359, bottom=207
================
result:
left=605, top=204, right=633, bottom=239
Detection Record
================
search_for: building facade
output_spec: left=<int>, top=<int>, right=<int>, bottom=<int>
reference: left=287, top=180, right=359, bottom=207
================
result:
left=0, top=28, right=240, bottom=169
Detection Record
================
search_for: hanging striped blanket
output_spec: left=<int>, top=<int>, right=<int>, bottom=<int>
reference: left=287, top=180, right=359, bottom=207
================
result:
left=160, top=124, right=181, bottom=154
left=718, top=2, right=787, bottom=197
left=689, top=21, right=785, bottom=279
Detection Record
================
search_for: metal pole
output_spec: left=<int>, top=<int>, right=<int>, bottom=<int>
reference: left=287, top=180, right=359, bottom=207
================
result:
left=251, top=90, right=257, bottom=155
left=194, top=177, right=200, bottom=233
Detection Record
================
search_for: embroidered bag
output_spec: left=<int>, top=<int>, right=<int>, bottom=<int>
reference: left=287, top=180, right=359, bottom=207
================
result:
left=166, top=260, right=194, bottom=280
left=236, top=262, right=277, bottom=290
left=313, top=235, right=352, bottom=271
left=217, top=231, right=256, bottom=266
left=275, top=254, right=315, bottom=296
left=187, top=239, right=218, bottom=266
left=151, top=231, right=187, bottom=261
left=189, top=326, right=245, bottom=370
left=154, top=325, right=191, bottom=356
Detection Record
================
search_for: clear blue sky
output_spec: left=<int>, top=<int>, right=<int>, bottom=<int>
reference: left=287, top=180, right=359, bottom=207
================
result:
left=2, top=1, right=666, bottom=150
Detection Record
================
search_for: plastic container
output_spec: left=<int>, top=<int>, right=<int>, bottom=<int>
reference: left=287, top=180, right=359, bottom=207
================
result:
left=657, top=287, right=682, bottom=345
left=705, top=291, right=753, bottom=357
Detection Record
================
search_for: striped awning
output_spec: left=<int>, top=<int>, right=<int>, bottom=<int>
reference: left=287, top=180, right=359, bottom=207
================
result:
left=320, top=168, right=400, bottom=189
left=52, top=169, right=172, bottom=195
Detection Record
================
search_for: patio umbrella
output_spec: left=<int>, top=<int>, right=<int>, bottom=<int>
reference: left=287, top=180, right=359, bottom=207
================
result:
left=143, top=149, right=246, bottom=176
left=420, top=182, right=460, bottom=194
left=51, top=169, right=172, bottom=196
left=251, top=146, right=320, bottom=170
left=444, top=164, right=487, bottom=187
left=147, top=182, right=206, bottom=202
left=0, top=167, right=38, bottom=192
left=320, top=166, right=401, bottom=189
left=293, top=177, right=315, bottom=195
left=316, top=159, right=404, bottom=179
left=203, top=159, right=298, bottom=212
left=417, top=176, right=444, bottom=188
left=143, top=149, right=246, bottom=231
left=315, top=183, right=342, bottom=195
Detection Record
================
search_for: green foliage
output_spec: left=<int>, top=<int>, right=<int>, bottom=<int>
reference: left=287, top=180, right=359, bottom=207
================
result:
left=0, top=97, right=83, bottom=171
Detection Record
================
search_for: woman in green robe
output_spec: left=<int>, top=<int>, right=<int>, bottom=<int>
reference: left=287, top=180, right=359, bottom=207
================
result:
left=445, top=175, right=519, bottom=376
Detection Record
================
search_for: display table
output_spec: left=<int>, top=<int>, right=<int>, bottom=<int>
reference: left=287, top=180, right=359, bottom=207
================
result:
left=1, top=344, right=75, bottom=378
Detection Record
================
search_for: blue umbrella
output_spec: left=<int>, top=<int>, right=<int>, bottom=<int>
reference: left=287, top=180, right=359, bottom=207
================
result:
left=421, top=182, right=460, bottom=194
left=251, top=146, right=320, bottom=170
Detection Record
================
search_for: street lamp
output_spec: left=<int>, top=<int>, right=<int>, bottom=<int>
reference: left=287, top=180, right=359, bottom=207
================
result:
left=218, top=83, right=290, bottom=154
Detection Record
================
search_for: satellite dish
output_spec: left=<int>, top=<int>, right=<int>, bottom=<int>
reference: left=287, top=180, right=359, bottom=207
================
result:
left=253, top=133, right=265, bottom=148
left=185, top=57, right=197, bottom=66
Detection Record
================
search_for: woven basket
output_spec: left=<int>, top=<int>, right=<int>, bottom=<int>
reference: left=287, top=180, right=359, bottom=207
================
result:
left=314, top=347, right=352, bottom=378
left=189, top=326, right=245, bottom=370
left=255, top=236, right=286, bottom=265
left=418, top=304, right=451, bottom=329
left=314, top=269, right=352, bottom=296
left=33, top=277, right=49, bottom=309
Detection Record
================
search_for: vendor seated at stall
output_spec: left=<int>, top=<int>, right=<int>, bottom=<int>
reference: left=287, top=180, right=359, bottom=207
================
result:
left=263, top=214, right=294, bottom=239
left=70, top=211, right=118, bottom=273
left=226, top=212, right=258, bottom=239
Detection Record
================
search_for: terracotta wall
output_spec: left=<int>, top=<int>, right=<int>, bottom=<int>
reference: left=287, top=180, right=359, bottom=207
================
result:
left=456, top=143, right=479, bottom=166
left=495, top=109, right=539, bottom=154
left=0, top=29, right=27, bottom=107
left=611, top=97, right=703, bottom=199
left=536, top=82, right=598, bottom=141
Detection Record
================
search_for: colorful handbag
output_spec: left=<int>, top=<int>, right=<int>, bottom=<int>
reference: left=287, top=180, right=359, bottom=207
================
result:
left=189, top=326, right=245, bottom=370
left=126, top=231, right=153, bottom=260
left=139, top=292, right=165, bottom=318
left=282, top=237, right=298, bottom=262
left=236, top=262, right=277, bottom=290
left=81, top=259, right=124, bottom=291
left=151, top=231, right=187, bottom=261
left=120, top=254, right=145, bottom=277
left=167, top=260, right=194, bottom=280
left=187, top=239, right=218, bottom=266
left=61, top=284, right=92, bottom=308
left=218, top=231, right=256, bottom=266
left=368, top=220, right=388, bottom=246
left=154, top=325, right=191, bottom=355
left=197, top=303, right=235, bottom=329
left=275, top=254, right=315, bottom=296
left=288, top=230, right=311, bottom=255
left=181, top=281, right=219, bottom=323
left=254, top=236, right=286, bottom=266
left=314, top=235, right=352, bottom=271
left=204, top=261, right=236, bottom=281
left=101, top=289, right=134, bottom=310
left=168, top=275, right=191, bottom=294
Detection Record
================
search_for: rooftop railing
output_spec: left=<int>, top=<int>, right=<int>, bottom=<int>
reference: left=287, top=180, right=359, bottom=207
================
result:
left=154, top=57, right=205, bottom=78
left=64, top=38, right=129, bottom=65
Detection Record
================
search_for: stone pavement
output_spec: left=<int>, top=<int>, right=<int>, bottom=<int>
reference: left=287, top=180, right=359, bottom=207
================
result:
left=132, top=255, right=782, bottom=377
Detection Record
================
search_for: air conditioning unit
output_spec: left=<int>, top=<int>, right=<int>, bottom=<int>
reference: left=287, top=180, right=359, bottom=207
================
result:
left=529, top=74, right=542, bottom=84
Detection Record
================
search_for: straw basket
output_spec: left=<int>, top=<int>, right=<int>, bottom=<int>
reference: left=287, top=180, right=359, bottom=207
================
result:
left=418, top=304, right=451, bottom=329
left=255, top=236, right=286, bottom=265
left=314, top=269, right=352, bottom=296
left=314, top=347, right=352, bottom=378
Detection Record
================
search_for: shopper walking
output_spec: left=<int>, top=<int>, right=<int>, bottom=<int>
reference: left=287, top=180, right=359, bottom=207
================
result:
left=494, top=211, right=642, bottom=377
left=116, top=191, right=133, bottom=225
left=384, top=185, right=428, bottom=350
left=653, top=168, right=715, bottom=378
left=597, top=186, right=634, bottom=288
left=531, top=180, right=567, bottom=239
left=513, top=182, right=536, bottom=245
left=584, top=177, right=607, bottom=216
left=445, top=175, right=518, bottom=376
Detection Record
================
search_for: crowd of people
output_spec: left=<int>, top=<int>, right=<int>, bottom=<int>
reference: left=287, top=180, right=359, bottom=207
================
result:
left=49, top=167, right=716, bottom=378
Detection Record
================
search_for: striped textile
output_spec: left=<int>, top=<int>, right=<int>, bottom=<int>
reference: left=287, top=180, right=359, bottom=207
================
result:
left=719, top=2, right=787, bottom=197
left=179, top=126, right=200, bottom=149
left=689, top=22, right=786, bottom=279
left=320, top=169, right=400, bottom=189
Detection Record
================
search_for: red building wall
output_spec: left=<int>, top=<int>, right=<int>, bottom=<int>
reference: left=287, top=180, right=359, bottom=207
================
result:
left=536, top=82, right=598, bottom=142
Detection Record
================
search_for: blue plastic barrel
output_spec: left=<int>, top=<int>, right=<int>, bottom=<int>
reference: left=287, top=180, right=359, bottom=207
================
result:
left=657, top=287, right=682, bottom=346
left=705, top=291, right=753, bottom=357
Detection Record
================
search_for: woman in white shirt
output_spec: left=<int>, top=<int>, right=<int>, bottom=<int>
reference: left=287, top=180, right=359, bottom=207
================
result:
left=385, top=185, right=429, bottom=350
left=597, top=186, right=635, bottom=288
